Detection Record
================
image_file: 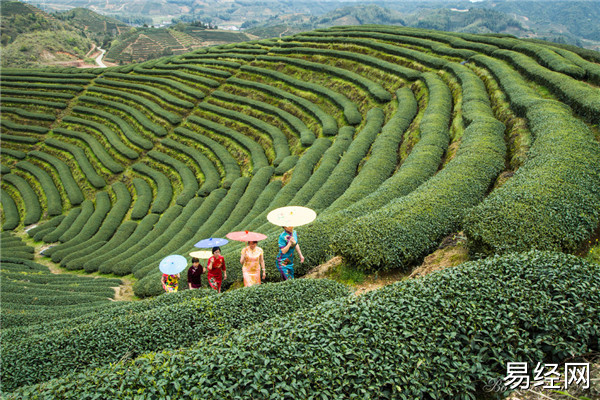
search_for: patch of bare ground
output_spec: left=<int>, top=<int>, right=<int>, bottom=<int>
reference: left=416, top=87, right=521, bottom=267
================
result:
left=409, top=233, right=469, bottom=279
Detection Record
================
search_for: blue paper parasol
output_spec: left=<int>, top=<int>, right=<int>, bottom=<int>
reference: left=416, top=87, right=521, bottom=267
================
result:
left=194, top=237, right=229, bottom=248
left=159, top=255, right=187, bottom=275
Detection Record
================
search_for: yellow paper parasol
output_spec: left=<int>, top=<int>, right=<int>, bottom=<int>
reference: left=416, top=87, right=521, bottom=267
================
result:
left=267, top=206, right=316, bottom=227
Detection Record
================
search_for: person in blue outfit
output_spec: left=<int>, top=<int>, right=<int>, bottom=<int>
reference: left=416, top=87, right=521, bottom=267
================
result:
left=276, top=226, right=305, bottom=280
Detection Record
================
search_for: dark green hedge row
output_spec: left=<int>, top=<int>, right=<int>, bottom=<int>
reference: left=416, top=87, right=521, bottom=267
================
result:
left=135, top=65, right=220, bottom=89
left=107, top=206, right=183, bottom=275
left=307, top=108, right=384, bottom=212
left=0, top=234, right=33, bottom=254
left=491, top=49, right=600, bottom=124
left=97, top=75, right=195, bottom=109
left=10, top=251, right=599, bottom=400
left=80, top=95, right=168, bottom=137
left=54, top=201, right=95, bottom=244
left=282, top=34, right=447, bottom=70
left=0, top=82, right=83, bottom=93
left=62, top=114, right=140, bottom=159
left=258, top=54, right=392, bottom=103
left=211, top=89, right=316, bottom=146
left=550, top=47, right=600, bottom=85
left=130, top=178, right=152, bottom=220
left=188, top=115, right=269, bottom=172
left=234, top=180, right=282, bottom=233
left=0, top=147, right=26, bottom=159
left=72, top=222, right=138, bottom=272
left=240, top=64, right=362, bottom=126
left=208, top=47, right=268, bottom=55
left=444, top=63, right=495, bottom=125
left=131, top=162, right=172, bottom=214
left=27, top=150, right=84, bottom=206
left=510, top=42, right=585, bottom=79
left=155, top=61, right=234, bottom=78
left=325, top=88, right=417, bottom=214
left=44, top=138, right=107, bottom=188
left=332, top=110, right=505, bottom=271
left=275, top=41, right=421, bottom=81
left=27, top=214, right=64, bottom=240
left=52, top=128, right=125, bottom=174
left=60, top=182, right=132, bottom=270
left=464, top=58, right=600, bottom=255
left=2, top=173, right=41, bottom=226
left=15, top=161, right=62, bottom=216
left=0, top=291, right=110, bottom=307
left=46, top=192, right=112, bottom=263
left=0, top=89, right=74, bottom=100
left=0, top=96, right=67, bottom=109
left=0, top=288, right=214, bottom=344
left=1, top=119, right=49, bottom=135
left=0, top=75, right=91, bottom=85
left=211, top=166, right=274, bottom=238
left=301, top=28, right=478, bottom=59
left=161, top=138, right=220, bottom=196
left=0, top=106, right=55, bottom=122
left=291, top=130, right=353, bottom=207
left=170, top=57, right=242, bottom=70
left=322, top=25, right=500, bottom=55
left=87, top=86, right=182, bottom=125
left=1, top=279, right=349, bottom=393
left=181, top=52, right=256, bottom=61
left=94, top=215, right=159, bottom=274
left=227, top=77, right=338, bottom=136
left=39, top=207, right=81, bottom=243
left=198, top=101, right=291, bottom=166
left=0, top=134, right=38, bottom=146
left=1, top=164, right=12, bottom=174
left=126, top=197, right=208, bottom=278
left=147, top=150, right=198, bottom=206
left=274, top=154, right=299, bottom=175
left=104, top=71, right=206, bottom=100
left=1, top=280, right=116, bottom=298
left=72, top=106, right=154, bottom=151
left=175, top=126, right=241, bottom=189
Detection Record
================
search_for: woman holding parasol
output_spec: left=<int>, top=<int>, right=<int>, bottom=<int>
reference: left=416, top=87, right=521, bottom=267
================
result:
left=227, top=231, right=267, bottom=287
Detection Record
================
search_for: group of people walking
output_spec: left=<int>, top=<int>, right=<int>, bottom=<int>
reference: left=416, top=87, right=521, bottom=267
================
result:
left=161, top=226, right=304, bottom=293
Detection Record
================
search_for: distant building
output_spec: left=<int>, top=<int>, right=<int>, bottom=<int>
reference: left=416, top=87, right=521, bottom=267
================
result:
left=219, top=26, right=240, bottom=31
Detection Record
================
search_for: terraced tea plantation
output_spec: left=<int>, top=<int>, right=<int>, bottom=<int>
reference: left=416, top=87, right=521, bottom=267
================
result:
left=1, top=26, right=599, bottom=398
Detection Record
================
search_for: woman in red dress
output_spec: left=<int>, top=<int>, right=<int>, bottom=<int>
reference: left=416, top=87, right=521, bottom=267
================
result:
left=206, top=246, right=226, bottom=292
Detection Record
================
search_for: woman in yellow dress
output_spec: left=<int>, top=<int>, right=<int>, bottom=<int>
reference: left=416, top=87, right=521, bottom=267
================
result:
left=240, top=240, right=265, bottom=287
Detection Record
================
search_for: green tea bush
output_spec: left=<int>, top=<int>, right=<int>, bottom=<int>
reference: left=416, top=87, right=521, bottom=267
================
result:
left=0, top=96, right=67, bottom=109
left=28, top=151, right=83, bottom=207
left=15, top=161, right=62, bottom=216
left=166, top=59, right=240, bottom=74
left=0, top=106, right=55, bottom=122
left=276, top=41, right=421, bottom=80
left=175, top=126, right=241, bottom=189
left=510, top=42, right=585, bottom=79
left=27, top=215, right=64, bottom=240
left=227, top=77, right=338, bottom=136
left=41, top=207, right=82, bottom=243
left=241, top=64, right=362, bottom=126
left=104, top=71, right=206, bottom=99
left=131, top=162, right=172, bottom=213
left=332, top=115, right=505, bottom=271
left=136, top=65, right=220, bottom=89
left=1, top=119, right=49, bottom=134
left=2, top=174, right=41, bottom=226
left=44, top=138, right=107, bottom=188
left=161, top=138, right=220, bottom=196
left=258, top=55, right=392, bottom=102
left=88, top=86, right=183, bottom=124
left=10, top=251, right=599, bottom=399
left=0, top=189, right=21, bottom=231
left=187, top=116, right=269, bottom=172
left=464, top=56, right=600, bottom=256
left=211, top=90, right=316, bottom=146
left=130, top=178, right=152, bottom=220
left=198, top=101, right=291, bottom=166
left=307, top=108, right=384, bottom=212
left=0, top=89, right=74, bottom=100
left=109, top=206, right=184, bottom=276
left=1, top=279, right=349, bottom=393
left=147, top=150, right=198, bottom=206
left=80, top=95, right=168, bottom=137
left=274, top=154, right=299, bottom=175
left=52, top=128, right=124, bottom=174
left=62, top=115, right=140, bottom=159
left=72, top=106, right=153, bottom=151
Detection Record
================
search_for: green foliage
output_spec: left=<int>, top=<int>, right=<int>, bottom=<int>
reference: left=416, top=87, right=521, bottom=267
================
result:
left=28, top=150, right=84, bottom=206
left=44, top=138, right=107, bottom=188
left=15, top=160, right=63, bottom=216
left=8, top=252, right=599, bottom=399
left=2, top=173, right=41, bottom=226
left=147, top=150, right=198, bottom=206
left=131, top=162, right=172, bottom=213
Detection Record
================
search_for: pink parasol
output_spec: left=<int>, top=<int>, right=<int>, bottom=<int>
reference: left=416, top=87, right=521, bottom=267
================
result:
left=226, top=230, right=268, bottom=242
